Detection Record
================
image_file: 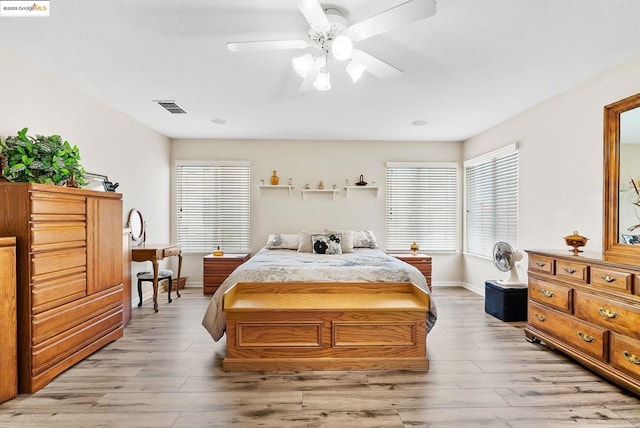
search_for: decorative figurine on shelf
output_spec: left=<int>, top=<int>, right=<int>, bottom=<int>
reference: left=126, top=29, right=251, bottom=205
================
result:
left=356, top=174, right=367, bottom=186
left=259, top=179, right=264, bottom=185
left=564, top=231, right=588, bottom=254
left=332, top=184, right=337, bottom=189
left=213, top=246, right=224, bottom=256
left=288, top=177, right=293, bottom=186
left=305, top=183, right=310, bottom=189
left=270, top=170, right=279, bottom=185
left=345, top=179, right=350, bottom=186
left=318, top=181, right=324, bottom=189
left=411, top=242, right=419, bottom=256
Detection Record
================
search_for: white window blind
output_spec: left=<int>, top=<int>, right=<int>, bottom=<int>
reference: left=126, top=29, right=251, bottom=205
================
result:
left=464, top=144, right=519, bottom=258
left=176, top=161, right=250, bottom=253
left=386, top=162, right=458, bottom=252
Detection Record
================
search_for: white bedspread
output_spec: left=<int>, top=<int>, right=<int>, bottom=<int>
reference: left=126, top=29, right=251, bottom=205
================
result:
left=201, top=247, right=437, bottom=341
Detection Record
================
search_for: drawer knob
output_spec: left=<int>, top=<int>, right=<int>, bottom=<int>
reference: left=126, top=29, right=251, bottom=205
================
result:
left=597, top=307, right=619, bottom=319
left=539, top=289, right=554, bottom=298
left=577, top=332, right=595, bottom=343
left=535, top=262, right=546, bottom=267
left=534, top=313, right=546, bottom=322
left=601, top=275, right=616, bottom=283
left=563, top=268, right=576, bottom=274
left=623, top=351, right=640, bottom=365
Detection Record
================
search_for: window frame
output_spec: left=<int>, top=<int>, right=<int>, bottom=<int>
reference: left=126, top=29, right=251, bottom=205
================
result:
left=175, top=160, right=251, bottom=254
left=385, top=161, right=459, bottom=253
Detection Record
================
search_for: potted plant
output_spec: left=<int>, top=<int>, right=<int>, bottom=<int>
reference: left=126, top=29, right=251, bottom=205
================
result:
left=0, top=127, right=86, bottom=186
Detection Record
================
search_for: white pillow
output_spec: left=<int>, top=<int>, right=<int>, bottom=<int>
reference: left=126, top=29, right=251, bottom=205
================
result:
left=298, top=231, right=321, bottom=252
left=265, top=233, right=299, bottom=250
left=352, top=230, right=378, bottom=248
left=311, top=233, right=343, bottom=255
left=324, top=229, right=354, bottom=253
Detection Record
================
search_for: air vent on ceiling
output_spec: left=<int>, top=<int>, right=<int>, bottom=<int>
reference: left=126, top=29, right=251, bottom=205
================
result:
left=154, top=100, right=187, bottom=114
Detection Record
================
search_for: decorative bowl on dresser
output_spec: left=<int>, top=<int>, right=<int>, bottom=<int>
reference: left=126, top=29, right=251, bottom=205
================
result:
left=525, top=250, right=640, bottom=395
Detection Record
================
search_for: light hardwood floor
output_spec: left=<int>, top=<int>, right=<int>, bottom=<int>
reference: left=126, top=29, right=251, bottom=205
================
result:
left=1, top=286, right=640, bottom=427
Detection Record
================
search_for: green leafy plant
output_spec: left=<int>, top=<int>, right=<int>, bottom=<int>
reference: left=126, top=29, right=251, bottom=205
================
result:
left=0, top=127, right=86, bottom=186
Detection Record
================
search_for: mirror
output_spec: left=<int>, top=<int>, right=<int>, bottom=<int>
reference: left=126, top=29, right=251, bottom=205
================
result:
left=127, top=208, right=145, bottom=247
left=603, top=92, right=640, bottom=263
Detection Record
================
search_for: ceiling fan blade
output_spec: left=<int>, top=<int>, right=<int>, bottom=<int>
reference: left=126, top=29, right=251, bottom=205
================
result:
left=346, top=0, right=437, bottom=42
left=351, top=49, right=402, bottom=79
left=297, top=0, right=330, bottom=32
left=227, top=40, right=309, bottom=52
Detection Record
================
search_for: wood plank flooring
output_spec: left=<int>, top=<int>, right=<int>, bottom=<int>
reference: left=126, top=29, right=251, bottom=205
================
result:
left=1, top=286, right=640, bottom=427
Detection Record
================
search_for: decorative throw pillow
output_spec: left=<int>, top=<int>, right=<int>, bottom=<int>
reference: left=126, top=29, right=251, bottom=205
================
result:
left=265, top=233, right=299, bottom=250
left=311, top=233, right=343, bottom=255
left=298, top=231, right=320, bottom=252
left=352, top=230, right=378, bottom=248
left=324, top=229, right=354, bottom=253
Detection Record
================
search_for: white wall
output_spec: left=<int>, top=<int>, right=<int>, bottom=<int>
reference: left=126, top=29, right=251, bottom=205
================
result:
left=462, top=54, right=640, bottom=294
left=0, top=48, right=172, bottom=306
left=171, top=139, right=464, bottom=288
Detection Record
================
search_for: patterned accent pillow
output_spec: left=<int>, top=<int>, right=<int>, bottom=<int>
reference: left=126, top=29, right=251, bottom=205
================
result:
left=311, top=233, right=343, bottom=255
left=324, top=229, right=354, bottom=253
left=352, top=230, right=378, bottom=248
left=265, top=233, right=300, bottom=250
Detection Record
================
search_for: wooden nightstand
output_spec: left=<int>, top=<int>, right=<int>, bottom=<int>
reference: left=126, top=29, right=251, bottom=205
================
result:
left=390, top=253, right=432, bottom=290
left=203, top=253, right=250, bottom=294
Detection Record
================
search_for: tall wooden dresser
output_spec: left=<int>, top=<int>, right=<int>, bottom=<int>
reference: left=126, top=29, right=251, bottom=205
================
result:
left=0, top=183, right=124, bottom=393
left=0, top=237, right=17, bottom=403
left=525, top=250, right=640, bottom=394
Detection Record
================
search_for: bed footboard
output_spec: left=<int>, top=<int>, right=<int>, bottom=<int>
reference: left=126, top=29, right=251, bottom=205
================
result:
left=222, top=282, right=430, bottom=371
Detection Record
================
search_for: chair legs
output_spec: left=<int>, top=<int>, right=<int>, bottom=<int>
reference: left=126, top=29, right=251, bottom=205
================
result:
left=137, top=277, right=173, bottom=308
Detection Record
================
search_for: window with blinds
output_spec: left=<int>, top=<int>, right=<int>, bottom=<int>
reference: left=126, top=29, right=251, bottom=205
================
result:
left=464, top=144, right=519, bottom=258
left=176, top=161, right=250, bottom=253
left=385, top=162, right=458, bottom=252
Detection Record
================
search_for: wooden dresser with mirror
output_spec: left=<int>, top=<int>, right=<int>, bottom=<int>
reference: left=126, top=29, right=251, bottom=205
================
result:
left=525, top=92, right=640, bottom=395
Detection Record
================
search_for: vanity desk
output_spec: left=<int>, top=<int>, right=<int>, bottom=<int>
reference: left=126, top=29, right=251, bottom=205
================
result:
left=131, top=243, right=183, bottom=312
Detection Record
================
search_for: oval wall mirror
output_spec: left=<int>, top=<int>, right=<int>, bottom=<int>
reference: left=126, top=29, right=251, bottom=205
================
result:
left=127, top=208, right=145, bottom=246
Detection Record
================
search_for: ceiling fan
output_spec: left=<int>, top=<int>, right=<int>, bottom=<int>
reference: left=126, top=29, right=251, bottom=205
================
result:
left=227, top=0, right=437, bottom=91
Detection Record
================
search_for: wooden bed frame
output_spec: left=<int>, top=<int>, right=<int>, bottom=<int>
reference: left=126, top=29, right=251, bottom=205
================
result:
left=222, top=282, right=430, bottom=371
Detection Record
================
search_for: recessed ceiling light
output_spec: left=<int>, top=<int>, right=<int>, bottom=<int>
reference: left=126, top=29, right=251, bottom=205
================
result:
left=211, top=118, right=226, bottom=125
left=412, top=120, right=427, bottom=126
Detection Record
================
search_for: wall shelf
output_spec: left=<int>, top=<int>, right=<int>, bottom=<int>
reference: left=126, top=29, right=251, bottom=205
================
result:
left=301, top=189, right=340, bottom=200
left=344, top=185, right=379, bottom=198
left=257, top=184, right=294, bottom=197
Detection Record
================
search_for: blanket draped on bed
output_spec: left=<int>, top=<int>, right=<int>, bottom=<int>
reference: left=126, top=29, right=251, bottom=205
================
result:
left=202, top=247, right=437, bottom=341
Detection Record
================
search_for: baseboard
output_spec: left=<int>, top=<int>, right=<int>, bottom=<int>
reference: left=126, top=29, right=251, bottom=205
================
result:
left=460, top=281, right=484, bottom=296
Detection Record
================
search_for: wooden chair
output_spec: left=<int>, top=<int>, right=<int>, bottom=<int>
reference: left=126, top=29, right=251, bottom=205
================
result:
left=137, top=270, right=174, bottom=307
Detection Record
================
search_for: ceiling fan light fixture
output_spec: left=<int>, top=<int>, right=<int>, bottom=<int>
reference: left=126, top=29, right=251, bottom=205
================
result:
left=313, top=69, right=331, bottom=91
left=331, top=34, right=353, bottom=61
left=292, top=53, right=315, bottom=78
left=345, top=61, right=366, bottom=82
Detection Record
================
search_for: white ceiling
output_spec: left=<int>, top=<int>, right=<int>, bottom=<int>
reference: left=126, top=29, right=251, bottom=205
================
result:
left=1, top=0, right=640, bottom=142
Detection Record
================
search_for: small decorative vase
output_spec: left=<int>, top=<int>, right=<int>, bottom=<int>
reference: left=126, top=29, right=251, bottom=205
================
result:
left=410, top=242, right=419, bottom=256
left=270, top=170, right=279, bottom=185
left=318, top=181, right=324, bottom=189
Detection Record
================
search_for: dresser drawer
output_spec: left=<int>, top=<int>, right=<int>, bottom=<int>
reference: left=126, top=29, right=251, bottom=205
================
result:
left=529, top=277, right=572, bottom=312
left=31, top=248, right=87, bottom=282
left=610, top=333, right=640, bottom=379
left=31, top=222, right=86, bottom=252
left=31, top=192, right=86, bottom=216
left=574, top=291, right=640, bottom=339
left=31, top=272, right=87, bottom=314
left=555, top=259, right=589, bottom=283
left=590, top=267, right=633, bottom=294
left=162, top=246, right=181, bottom=258
left=529, top=302, right=607, bottom=361
left=529, top=254, right=554, bottom=275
